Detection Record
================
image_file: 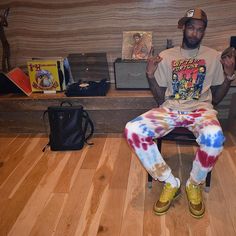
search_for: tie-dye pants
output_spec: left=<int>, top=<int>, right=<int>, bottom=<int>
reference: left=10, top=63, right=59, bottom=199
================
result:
left=125, top=107, right=225, bottom=184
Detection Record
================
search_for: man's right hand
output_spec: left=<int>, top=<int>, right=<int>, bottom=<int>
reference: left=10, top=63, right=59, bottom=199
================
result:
left=146, top=47, right=163, bottom=78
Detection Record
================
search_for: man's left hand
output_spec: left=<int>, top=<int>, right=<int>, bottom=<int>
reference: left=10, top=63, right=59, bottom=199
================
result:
left=221, top=47, right=235, bottom=78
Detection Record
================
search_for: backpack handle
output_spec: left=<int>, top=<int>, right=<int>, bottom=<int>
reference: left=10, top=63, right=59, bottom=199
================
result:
left=82, top=110, right=94, bottom=145
left=60, top=101, right=72, bottom=107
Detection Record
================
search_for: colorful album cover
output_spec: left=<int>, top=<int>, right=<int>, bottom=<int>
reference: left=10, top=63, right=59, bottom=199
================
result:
left=122, top=31, right=152, bottom=60
left=171, top=58, right=206, bottom=100
left=27, top=60, right=61, bottom=92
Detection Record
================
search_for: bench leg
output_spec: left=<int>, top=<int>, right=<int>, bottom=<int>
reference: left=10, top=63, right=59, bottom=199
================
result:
left=148, top=173, right=153, bottom=188
left=205, top=171, right=212, bottom=192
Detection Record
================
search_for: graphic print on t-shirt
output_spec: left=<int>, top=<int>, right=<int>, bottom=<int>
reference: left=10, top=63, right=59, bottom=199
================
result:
left=171, top=58, right=206, bottom=100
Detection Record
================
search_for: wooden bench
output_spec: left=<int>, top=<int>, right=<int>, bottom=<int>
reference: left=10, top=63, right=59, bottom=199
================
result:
left=0, top=85, right=156, bottom=133
left=0, top=85, right=235, bottom=134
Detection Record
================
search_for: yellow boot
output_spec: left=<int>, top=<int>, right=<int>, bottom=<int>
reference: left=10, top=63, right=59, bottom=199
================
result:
left=153, top=179, right=181, bottom=216
left=186, top=183, right=205, bottom=218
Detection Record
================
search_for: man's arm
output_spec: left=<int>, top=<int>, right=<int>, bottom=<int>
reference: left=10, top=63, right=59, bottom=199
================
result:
left=211, top=77, right=233, bottom=105
left=146, top=73, right=166, bottom=106
left=146, top=49, right=166, bottom=106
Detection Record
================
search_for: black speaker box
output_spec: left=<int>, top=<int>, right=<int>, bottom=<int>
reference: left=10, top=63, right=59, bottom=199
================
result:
left=114, top=59, right=149, bottom=89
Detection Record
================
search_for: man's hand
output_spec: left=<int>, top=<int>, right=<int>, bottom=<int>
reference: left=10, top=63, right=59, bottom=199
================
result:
left=221, top=47, right=235, bottom=78
left=145, top=47, right=166, bottom=106
left=211, top=47, right=236, bottom=105
left=146, top=47, right=163, bottom=78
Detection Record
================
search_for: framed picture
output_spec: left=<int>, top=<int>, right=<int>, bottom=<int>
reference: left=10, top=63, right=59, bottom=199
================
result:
left=122, top=31, right=152, bottom=60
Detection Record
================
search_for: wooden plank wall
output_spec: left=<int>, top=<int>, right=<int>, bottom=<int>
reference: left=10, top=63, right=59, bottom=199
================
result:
left=0, top=0, right=236, bottom=82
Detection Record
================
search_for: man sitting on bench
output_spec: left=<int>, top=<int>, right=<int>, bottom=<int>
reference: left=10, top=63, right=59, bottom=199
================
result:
left=125, top=8, right=235, bottom=218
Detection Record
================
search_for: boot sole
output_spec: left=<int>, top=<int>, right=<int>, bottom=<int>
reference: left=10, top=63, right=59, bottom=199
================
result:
left=186, top=189, right=205, bottom=219
left=188, top=201, right=205, bottom=219
left=189, top=211, right=205, bottom=219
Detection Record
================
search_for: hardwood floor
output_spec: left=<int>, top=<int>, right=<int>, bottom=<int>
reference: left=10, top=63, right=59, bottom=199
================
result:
left=0, top=132, right=236, bottom=236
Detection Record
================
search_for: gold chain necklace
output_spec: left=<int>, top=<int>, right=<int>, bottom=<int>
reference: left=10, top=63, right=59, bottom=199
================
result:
left=179, top=46, right=200, bottom=59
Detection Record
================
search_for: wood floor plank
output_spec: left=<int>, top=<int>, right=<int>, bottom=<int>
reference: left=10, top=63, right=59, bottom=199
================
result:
left=96, top=189, right=127, bottom=236
left=0, top=135, right=30, bottom=184
left=143, top=180, right=163, bottom=236
left=120, top=153, right=146, bottom=236
left=96, top=138, right=132, bottom=235
left=7, top=152, right=70, bottom=236
left=0, top=135, right=32, bottom=161
left=0, top=134, right=46, bottom=186
left=0, top=133, right=236, bottom=235
left=225, top=132, right=236, bottom=169
left=53, top=169, right=95, bottom=236
left=206, top=167, right=236, bottom=236
left=212, top=149, right=236, bottom=234
left=0, top=134, right=18, bottom=161
left=74, top=183, right=110, bottom=236
left=53, top=137, right=121, bottom=236
left=53, top=149, right=88, bottom=193
left=74, top=137, right=122, bottom=236
left=29, top=193, right=67, bottom=236
left=52, top=138, right=120, bottom=235
left=0, top=136, right=46, bottom=197
left=109, top=138, right=131, bottom=189
left=81, top=137, right=107, bottom=169
left=0, top=152, right=49, bottom=235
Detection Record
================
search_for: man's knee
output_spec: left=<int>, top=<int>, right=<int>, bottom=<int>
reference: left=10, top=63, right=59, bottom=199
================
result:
left=125, top=116, right=150, bottom=136
left=197, top=125, right=225, bottom=148
left=124, top=121, right=134, bottom=138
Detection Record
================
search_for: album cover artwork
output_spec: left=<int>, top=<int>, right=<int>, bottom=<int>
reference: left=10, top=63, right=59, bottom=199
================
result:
left=122, top=31, right=152, bottom=60
left=27, top=60, right=61, bottom=92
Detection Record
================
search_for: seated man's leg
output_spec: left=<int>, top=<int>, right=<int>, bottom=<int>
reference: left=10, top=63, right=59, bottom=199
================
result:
left=125, top=107, right=172, bottom=181
left=125, top=107, right=181, bottom=215
left=186, top=108, right=225, bottom=218
left=190, top=110, right=225, bottom=184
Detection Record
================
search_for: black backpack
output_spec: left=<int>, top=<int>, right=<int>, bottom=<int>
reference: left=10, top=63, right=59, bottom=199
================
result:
left=43, top=102, right=94, bottom=151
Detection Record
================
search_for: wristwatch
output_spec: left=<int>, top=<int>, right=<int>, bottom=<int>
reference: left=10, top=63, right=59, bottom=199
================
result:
left=226, top=73, right=236, bottom=81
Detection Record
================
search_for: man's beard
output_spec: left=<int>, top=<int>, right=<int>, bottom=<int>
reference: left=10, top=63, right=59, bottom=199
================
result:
left=183, top=32, right=203, bottom=49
